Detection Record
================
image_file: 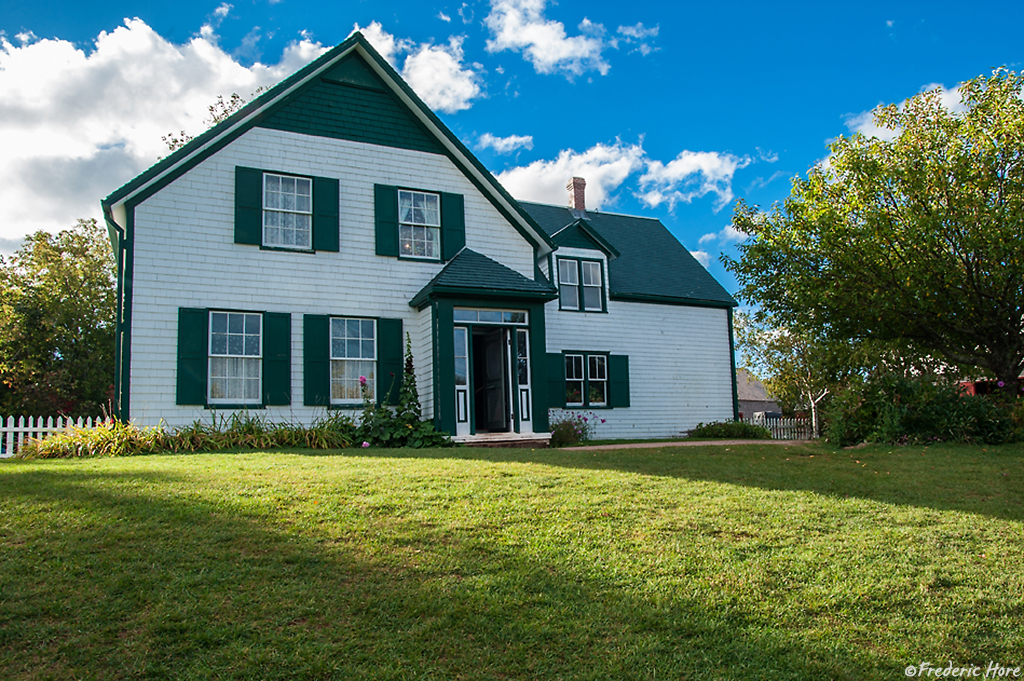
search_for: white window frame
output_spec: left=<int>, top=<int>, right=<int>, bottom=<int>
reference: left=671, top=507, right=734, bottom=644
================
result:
left=263, top=172, right=312, bottom=250
left=330, top=317, right=377, bottom=405
left=558, top=259, right=580, bottom=310
left=208, top=311, right=262, bottom=405
left=398, top=189, right=441, bottom=260
left=581, top=261, right=603, bottom=311
left=587, top=355, right=608, bottom=406
left=565, top=353, right=585, bottom=407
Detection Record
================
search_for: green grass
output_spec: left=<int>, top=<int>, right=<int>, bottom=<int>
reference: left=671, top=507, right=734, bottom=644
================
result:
left=1, top=442, right=1022, bottom=679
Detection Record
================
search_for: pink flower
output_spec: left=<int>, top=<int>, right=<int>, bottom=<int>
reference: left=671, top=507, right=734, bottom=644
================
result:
left=361, top=441, right=370, bottom=448
left=600, top=419, right=606, bottom=424
left=359, top=376, right=367, bottom=386
left=998, top=381, right=1005, bottom=387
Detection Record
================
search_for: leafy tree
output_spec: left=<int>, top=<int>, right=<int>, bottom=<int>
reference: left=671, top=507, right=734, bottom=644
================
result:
left=734, top=312, right=858, bottom=436
left=726, top=68, right=1024, bottom=395
left=0, top=219, right=116, bottom=416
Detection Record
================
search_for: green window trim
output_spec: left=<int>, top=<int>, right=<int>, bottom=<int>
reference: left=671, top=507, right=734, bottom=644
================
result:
left=374, top=183, right=465, bottom=262
left=235, top=166, right=339, bottom=252
left=176, top=307, right=291, bottom=408
left=556, top=256, right=607, bottom=313
left=547, top=351, right=629, bottom=409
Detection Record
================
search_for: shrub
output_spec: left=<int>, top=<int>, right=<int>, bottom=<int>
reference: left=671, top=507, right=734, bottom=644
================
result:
left=824, top=374, right=1017, bottom=447
left=688, top=421, right=772, bottom=440
left=548, top=411, right=605, bottom=447
left=19, top=419, right=169, bottom=459
left=356, top=334, right=453, bottom=448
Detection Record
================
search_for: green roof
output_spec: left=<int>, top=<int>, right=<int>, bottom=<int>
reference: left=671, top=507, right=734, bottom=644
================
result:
left=520, top=202, right=737, bottom=308
left=410, top=249, right=558, bottom=309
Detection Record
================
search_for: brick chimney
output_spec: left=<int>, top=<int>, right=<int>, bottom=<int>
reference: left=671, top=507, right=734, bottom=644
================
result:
left=567, top=177, right=586, bottom=217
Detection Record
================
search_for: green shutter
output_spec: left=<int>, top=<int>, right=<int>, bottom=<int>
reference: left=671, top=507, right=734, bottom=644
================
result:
left=235, top=167, right=262, bottom=245
left=176, top=308, right=208, bottom=405
left=303, top=315, right=330, bottom=406
left=609, top=355, right=630, bottom=408
left=263, top=312, right=291, bottom=406
left=312, top=176, right=340, bottom=252
left=441, top=192, right=465, bottom=261
left=547, top=353, right=566, bottom=409
left=377, top=318, right=403, bottom=406
left=374, top=184, right=399, bottom=256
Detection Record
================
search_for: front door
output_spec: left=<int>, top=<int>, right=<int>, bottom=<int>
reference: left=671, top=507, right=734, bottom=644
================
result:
left=474, top=328, right=510, bottom=432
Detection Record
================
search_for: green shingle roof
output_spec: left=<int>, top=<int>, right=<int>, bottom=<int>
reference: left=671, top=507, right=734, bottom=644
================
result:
left=409, top=249, right=558, bottom=309
left=519, top=202, right=737, bottom=308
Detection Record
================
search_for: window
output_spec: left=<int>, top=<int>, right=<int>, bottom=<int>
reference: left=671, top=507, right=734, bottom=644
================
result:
left=563, top=352, right=611, bottom=408
left=557, top=257, right=604, bottom=311
left=330, top=318, right=376, bottom=403
left=263, top=173, right=312, bottom=249
left=399, top=190, right=440, bottom=259
left=208, top=311, right=262, bottom=404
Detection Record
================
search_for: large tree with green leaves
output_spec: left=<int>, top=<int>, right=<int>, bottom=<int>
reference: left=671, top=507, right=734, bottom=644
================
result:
left=727, top=68, right=1024, bottom=394
left=0, top=219, right=116, bottom=416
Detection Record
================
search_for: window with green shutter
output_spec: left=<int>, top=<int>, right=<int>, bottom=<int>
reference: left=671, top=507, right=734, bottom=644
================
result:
left=375, top=184, right=464, bottom=262
left=235, top=166, right=339, bottom=252
left=304, top=315, right=403, bottom=408
left=549, top=351, right=629, bottom=409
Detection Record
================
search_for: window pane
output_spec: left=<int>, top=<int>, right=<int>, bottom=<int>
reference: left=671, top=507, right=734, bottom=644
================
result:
left=455, top=357, right=468, bottom=386
left=211, top=312, right=227, bottom=333
left=479, top=310, right=502, bottom=323
left=560, top=284, right=579, bottom=310
left=211, top=334, right=227, bottom=355
left=582, top=261, right=601, bottom=286
left=244, top=335, right=260, bottom=356
left=453, top=310, right=477, bottom=322
left=589, top=355, right=607, bottom=379
left=454, top=328, right=467, bottom=356
left=361, top=320, right=375, bottom=339
left=346, top=319, right=361, bottom=338
left=331, top=339, right=345, bottom=358
left=347, top=340, right=360, bottom=358
left=245, top=315, right=261, bottom=334
left=566, top=381, right=583, bottom=405
left=361, top=340, right=374, bottom=359
left=566, top=355, right=584, bottom=380
left=589, top=382, right=607, bottom=405
left=228, top=314, right=244, bottom=333
left=559, top=259, right=578, bottom=285
left=583, top=286, right=602, bottom=310
left=227, top=335, right=243, bottom=355
left=509, top=312, right=526, bottom=324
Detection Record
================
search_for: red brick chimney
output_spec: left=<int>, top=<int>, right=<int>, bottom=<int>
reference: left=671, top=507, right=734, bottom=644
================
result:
left=567, top=177, right=586, bottom=213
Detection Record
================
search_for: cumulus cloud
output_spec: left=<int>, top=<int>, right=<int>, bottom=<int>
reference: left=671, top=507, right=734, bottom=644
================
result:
left=638, top=151, right=752, bottom=211
left=437, top=11, right=452, bottom=22
left=484, top=0, right=610, bottom=77
left=402, top=37, right=482, bottom=113
left=353, top=22, right=483, bottom=113
left=498, top=141, right=646, bottom=208
left=0, top=17, right=327, bottom=253
left=477, top=132, right=534, bottom=154
left=698, top=224, right=747, bottom=246
left=689, top=250, right=710, bottom=267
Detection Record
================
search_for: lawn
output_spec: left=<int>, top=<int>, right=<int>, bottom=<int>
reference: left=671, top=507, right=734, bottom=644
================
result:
left=1, top=442, right=1022, bottom=680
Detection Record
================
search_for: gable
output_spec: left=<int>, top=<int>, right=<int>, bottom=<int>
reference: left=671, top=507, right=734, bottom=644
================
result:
left=258, top=54, right=444, bottom=155
left=555, top=225, right=603, bottom=251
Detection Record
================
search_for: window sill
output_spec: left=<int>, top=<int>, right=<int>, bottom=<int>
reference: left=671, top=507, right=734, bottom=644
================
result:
left=259, top=245, right=316, bottom=254
left=205, top=403, right=267, bottom=410
left=397, top=254, right=442, bottom=263
left=557, top=307, right=608, bottom=314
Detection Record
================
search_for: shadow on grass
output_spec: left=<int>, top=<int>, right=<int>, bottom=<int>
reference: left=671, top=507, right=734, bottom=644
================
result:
left=305, top=441, right=1024, bottom=522
left=0, top=466, right=898, bottom=680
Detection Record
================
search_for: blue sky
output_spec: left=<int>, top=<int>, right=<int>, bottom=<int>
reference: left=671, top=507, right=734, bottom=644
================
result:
left=1, top=0, right=1021, bottom=292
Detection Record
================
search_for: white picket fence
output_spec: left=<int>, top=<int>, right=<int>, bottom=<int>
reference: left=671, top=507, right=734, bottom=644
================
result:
left=741, top=416, right=815, bottom=440
left=1, top=415, right=99, bottom=458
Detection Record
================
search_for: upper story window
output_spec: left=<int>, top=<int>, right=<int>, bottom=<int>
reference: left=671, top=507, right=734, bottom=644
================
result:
left=208, top=311, right=262, bottom=404
left=399, top=190, right=441, bottom=260
left=558, top=257, right=604, bottom=312
left=263, top=173, right=312, bottom=250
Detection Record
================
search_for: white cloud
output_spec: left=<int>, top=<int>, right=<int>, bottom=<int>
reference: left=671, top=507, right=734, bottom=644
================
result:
left=616, top=22, right=658, bottom=55
left=698, top=224, right=747, bottom=245
left=458, top=3, right=474, bottom=24
left=638, top=151, right=751, bottom=211
left=484, top=0, right=610, bottom=77
left=352, top=21, right=411, bottom=67
left=0, top=17, right=328, bottom=253
left=477, top=132, right=534, bottom=154
left=402, top=36, right=483, bottom=113
left=690, top=250, right=710, bottom=267
left=353, top=22, right=483, bottom=114
left=498, top=141, right=646, bottom=208
left=438, top=11, right=452, bottom=22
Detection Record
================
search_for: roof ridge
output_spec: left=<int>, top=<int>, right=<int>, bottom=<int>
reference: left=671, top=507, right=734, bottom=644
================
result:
left=516, top=200, right=664, bottom=222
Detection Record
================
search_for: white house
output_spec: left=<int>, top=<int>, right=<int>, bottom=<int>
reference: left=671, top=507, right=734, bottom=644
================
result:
left=101, top=33, right=738, bottom=442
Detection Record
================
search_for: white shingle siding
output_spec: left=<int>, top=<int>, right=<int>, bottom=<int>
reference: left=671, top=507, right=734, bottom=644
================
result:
left=127, top=127, right=535, bottom=427
left=546, top=299, right=734, bottom=439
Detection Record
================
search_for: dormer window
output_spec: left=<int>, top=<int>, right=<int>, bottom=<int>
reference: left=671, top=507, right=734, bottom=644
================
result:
left=558, top=257, right=604, bottom=312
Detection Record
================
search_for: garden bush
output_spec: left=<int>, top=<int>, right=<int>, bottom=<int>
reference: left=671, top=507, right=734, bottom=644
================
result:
left=824, top=374, right=1017, bottom=447
left=687, top=421, right=772, bottom=440
left=548, top=411, right=605, bottom=447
